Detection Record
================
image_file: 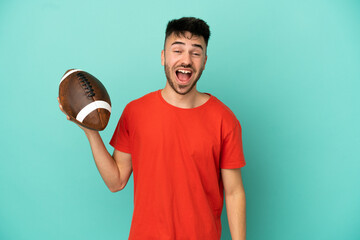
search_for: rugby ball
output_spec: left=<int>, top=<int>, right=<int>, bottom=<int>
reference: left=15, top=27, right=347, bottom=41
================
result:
left=59, top=69, right=111, bottom=131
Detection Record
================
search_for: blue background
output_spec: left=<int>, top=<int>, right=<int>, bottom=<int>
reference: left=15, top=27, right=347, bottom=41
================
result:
left=1, top=0, right=359, bottom=239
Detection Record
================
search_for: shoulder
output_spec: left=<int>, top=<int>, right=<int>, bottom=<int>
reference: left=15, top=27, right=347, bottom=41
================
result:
left=208, top=94, right=243, bottom=138
left=121, top=90, right=160, bottom=119
left=209, top=94, right=239, bottom=123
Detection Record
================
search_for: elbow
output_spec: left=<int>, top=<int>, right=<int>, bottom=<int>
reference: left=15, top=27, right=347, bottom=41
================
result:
left=225, top=188, right=246, bottom=199
left=108, top=183, right=126, bottom=193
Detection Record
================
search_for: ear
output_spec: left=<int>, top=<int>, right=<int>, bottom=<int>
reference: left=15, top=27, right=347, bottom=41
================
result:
left=203, top=55, right=208, bottom=70
left=161, top=50, right=165, bottom=66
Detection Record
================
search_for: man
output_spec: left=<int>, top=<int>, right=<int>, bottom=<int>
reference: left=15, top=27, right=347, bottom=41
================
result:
left=59, top=17, right=246, bottom=240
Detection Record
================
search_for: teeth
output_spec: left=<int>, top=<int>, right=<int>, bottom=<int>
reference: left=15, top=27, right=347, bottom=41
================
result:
left=177, top=70, right=192, bottom=74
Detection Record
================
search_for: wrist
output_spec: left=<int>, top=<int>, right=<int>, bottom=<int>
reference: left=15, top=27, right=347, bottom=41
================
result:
left=83, top=127, right=99, bottom=137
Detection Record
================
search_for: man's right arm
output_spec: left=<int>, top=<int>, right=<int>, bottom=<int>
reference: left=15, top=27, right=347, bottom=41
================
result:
left=58, top=98, right=132, bottom=192
left=84, top=130, right=133, bottom=192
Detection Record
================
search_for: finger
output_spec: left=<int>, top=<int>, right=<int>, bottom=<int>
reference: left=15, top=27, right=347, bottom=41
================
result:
left=58, top=101, right=71, bottom=121
left=59, top=104, right=69, bottom=118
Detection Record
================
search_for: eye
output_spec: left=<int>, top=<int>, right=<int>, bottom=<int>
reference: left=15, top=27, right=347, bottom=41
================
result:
left=173, top=50, right=181, bottom=53
left=193, top=52, right=201, bottom=56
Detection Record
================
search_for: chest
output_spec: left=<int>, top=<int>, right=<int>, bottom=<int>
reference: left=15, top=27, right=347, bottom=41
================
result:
left=130, top=108, right=222, bottom=168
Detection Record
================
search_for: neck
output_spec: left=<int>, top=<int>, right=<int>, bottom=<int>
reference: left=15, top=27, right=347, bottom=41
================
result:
left=161, top=84, right=209, bottom=109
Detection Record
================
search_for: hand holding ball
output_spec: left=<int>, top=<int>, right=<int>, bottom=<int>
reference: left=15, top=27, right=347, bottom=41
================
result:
left=58, top=69, right=111, bottom=131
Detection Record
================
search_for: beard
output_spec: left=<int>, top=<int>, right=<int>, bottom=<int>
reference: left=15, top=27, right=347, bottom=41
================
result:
left=164, top=63, right=205, bottom=95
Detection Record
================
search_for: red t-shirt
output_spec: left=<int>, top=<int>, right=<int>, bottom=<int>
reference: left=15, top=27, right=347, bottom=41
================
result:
left=110, top=90, right=246, bottom=240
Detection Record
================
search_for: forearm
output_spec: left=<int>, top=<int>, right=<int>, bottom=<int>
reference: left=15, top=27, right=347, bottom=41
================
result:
left=225, top=191, right=246, bottom=240
left=84, top=130, right=122, bottom=192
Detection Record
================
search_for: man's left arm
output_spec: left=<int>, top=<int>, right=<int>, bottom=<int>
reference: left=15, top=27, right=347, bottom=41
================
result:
left=221, top=168, right=246, bottom=240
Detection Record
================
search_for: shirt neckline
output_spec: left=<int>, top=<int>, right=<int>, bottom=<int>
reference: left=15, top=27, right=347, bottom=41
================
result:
left=157, top=89, right=214, bottom=111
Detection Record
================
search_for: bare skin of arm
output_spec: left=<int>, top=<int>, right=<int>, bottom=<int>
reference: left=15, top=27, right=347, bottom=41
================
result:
left=222, top=168, right=246, bottom=240
left=58, top=98, right=132, bottom=192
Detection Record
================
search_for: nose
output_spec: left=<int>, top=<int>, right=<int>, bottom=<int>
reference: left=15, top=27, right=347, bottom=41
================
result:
left=180, top=51, right=192, bottom=66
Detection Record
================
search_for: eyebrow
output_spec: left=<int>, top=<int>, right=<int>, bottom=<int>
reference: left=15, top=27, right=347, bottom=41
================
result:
left=171, top=41, right=204, bottom=51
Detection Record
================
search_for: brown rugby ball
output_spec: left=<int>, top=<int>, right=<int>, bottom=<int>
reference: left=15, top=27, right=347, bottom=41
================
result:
left=59, top=69, right=111, bottom=131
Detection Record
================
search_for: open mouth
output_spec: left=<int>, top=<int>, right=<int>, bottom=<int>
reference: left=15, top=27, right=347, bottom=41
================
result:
left=175, top=69, right=193, bottom=84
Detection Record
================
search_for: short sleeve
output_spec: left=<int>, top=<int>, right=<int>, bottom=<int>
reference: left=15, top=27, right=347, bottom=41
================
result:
left=109, top=105, right=131, bottom=153
left=220, top=121, right=246, bottom=169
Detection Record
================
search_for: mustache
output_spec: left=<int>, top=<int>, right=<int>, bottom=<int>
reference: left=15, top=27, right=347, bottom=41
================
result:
left=176, top=64, right=194, bottom=71
left=180, top=64, right=191, bottom=68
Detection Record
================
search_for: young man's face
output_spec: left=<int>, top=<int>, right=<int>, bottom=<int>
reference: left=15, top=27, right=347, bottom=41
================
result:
left=161, top=31, right=208, bottom=95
